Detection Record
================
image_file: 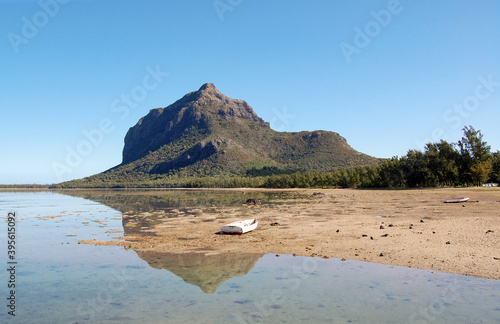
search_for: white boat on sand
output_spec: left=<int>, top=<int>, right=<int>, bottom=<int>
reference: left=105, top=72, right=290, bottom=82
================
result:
left=221, top=219, right=258, bottom=234
left=443, top=197, right=469, bottom=203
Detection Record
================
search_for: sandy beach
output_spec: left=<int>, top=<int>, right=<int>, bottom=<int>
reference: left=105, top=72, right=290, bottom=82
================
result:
left=82, top=187, right=500, bottom=279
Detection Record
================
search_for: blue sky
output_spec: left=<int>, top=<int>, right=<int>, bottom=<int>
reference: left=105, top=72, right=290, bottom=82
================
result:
left=1, top=0, right=499, bottom=184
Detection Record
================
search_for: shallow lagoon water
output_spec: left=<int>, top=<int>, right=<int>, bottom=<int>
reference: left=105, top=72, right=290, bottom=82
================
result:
left=0, top=191, right=499, bottom=323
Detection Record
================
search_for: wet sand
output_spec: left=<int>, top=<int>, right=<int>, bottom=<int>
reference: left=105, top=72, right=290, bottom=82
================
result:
left=81, top=188, right=500, bottom=279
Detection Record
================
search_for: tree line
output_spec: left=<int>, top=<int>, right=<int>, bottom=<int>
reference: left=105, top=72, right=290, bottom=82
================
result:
left=261, top=126, right=499, bottom=188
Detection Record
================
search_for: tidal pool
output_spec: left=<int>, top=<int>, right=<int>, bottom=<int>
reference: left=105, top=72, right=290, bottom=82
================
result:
left=0, top=191, right=498, bottom=323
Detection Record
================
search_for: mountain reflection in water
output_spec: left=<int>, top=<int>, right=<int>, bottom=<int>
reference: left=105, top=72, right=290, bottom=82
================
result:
left=136, top=251, right=264, bottom=293
left=55, top=190, right=277, bottom=294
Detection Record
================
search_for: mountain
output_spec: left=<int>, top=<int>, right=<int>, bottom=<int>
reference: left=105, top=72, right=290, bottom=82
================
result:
left=58, top=83, right=378, bottom=187
left=122, top=83, right=268, bottom=165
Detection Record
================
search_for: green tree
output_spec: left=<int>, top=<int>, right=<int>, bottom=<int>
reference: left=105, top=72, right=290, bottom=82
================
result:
left=488, top=151, right=500, bottom=183
left=401, top=150, right=433, bottom=187
left=378, top=158, right=405, bottom=187
left=470, top=160, right=492, bottom=186
left=457, top=126, right=491, bottom=185
left=425, top=140, right=460, bottom=186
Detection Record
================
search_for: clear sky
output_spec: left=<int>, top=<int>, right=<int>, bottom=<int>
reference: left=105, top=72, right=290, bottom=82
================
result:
left=1, top=0, right=499, bottom=184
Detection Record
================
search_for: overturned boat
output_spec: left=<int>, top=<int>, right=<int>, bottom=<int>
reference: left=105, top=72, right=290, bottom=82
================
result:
left=221, top=219, right=258, bottom=234
left=443, top=197, right=469, bottom=203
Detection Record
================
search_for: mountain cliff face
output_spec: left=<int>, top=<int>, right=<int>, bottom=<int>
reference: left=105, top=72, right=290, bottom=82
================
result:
left=115, top=83, right=377, bottom=177
left=123, top=83, right=268, bottom=164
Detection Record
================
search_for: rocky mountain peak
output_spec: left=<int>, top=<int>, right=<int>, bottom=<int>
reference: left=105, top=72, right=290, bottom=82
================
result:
left=188, top=83, right=222, bottom=102
left=122, top=83, right=268, bottom=164
left=198, top=82, right=217, bottom=92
